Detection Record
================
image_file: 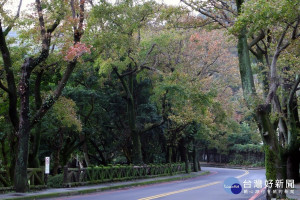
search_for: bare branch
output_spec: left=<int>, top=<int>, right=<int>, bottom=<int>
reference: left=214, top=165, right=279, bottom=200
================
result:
left=277, top=25, right=289, bottom=53
left=288, top=75, right=300, bottom=107
left=172, top=19, right=214, bottom=29
left=31, top=0, right=85, bottom=128
left=139, top=43, right=156, bottom=67
left=0, top=80, right=10, bottom=93
left=249, top=31, right=265, bottom=48
left=249, top=47, right=259, bottom=58
left=39, top=62, right=59, bottom=71
left=3, top=0, right=23, bottom=36
left=210, top=0, right=237, bottom=16
left=47, top=18, right=60, bottom=33
left=180, top=0, right=229, bottom=29
left=140, top=65, right=162, bottom=74
left=70, top=0, right=76, bottom=19
left=36, top=0, right=46, bottom=40
left=87, top=0, right=94, bottom=7
left=120, top=67, right=138, bottom=78
left=292, top=15, right=300, bottom=39
left=139, top=119, right=165, bottom=134
left=197, top=55, right=220, bottom=77
left=0, top=21, right=19, bottom=130
left=31, top=0, right=62, bottom=68
left=0, top=0, right=9, bottom=8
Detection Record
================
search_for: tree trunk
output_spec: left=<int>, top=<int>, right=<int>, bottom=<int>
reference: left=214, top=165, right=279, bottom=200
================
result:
left=128, top=72, right=143, bottom=164
left=14, top=58, right=33, bottom=192
left=192, top=142, right=198, bottom=172
left=257, top=105, right=286, bottom=199
left=255, top=47, right=269, bottom=99
left=0, top=22, right=19, bottom=185
left=0, top=22, right=19, bottom=131
left=28, top=71, right=43, bottom=168
left=166, top=145, right=172, bottom=163
left=206, top=147, right=210, bottom=163
left=8, top=138, right=17, bottom=186
left=286, top=93, right=300, bottom=181
left=80, top=134, right=90, bottom=167
left=89, top=138, right=107, bottom=165
left=179, top=138, right=189, bottom=173
left=286, top=149, right=300, bottom=181
left=236, top=27, right=256, bottom=102
left=236, top=0, right=256, bottom=101
left=28, top=124, right=41, bottom=168
left=53, top=149, right=60, bottom=175
left=113, top=65, right=143, bottom=165
left=235, top=1, right=286, bottom=199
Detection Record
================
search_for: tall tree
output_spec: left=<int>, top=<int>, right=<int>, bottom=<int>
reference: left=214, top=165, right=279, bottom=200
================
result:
left=233, top=0, right=300, bottom=185
left=89, top=0, right=161, bottom=164
left=181, top=0, right=299, bottom=198
left=0, top=0, right=88, bottom=192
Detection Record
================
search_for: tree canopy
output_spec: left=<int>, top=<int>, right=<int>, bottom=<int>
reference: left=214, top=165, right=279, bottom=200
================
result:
left=0, top=1, right=299, bottom=198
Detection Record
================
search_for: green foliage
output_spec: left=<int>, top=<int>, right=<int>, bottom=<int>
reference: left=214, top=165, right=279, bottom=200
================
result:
left=72, top=163, right=187, bottom=184
left=152, top=72, right=212, bottom=125
left=89, top=0, right=159, bottom=78
left=232, top=0, right=299, bottom=34
left=251, top=162, right=265, bottom=167
left=52, top=97, right=82, bottom=132
left=231, top=144, right=263, bottom=153
left=1, top=0, right=281, bottom=182
left=264, top=145, right=277, bottom=180
left=230, top=154, right=244, bottom=165
left=47, top=174, right=63, bottom=188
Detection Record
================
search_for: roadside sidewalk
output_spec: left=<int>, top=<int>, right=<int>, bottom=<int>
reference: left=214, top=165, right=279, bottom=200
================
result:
left=200, top=162, right=265, bottom=170
left=286, top=182, right=300, bottom=200
left=0, top=171, right=208, bottom=200
left=253, top=182, right=300, bottom=200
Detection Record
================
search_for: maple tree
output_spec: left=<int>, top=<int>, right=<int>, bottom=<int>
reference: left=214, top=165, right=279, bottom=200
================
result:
left=0, top=0, right=88, bottom=192
left=145, top=26, right=242, bottom=171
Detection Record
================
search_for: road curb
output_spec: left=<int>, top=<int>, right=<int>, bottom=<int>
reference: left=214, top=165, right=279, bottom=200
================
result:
left=201, top=164, right=265, bottom=170
left=1, top=171, right=210, bottom=200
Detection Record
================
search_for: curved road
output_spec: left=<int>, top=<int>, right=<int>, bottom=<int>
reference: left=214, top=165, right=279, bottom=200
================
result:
left=50, top=167, right=266, bottom=200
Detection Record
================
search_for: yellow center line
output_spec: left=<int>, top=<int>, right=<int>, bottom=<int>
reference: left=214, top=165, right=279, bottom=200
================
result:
left=138, top=181, right=221, bottom=200
left=235, top=170, right=249, bottom=178
left=138, top=169, right=249, bottom=200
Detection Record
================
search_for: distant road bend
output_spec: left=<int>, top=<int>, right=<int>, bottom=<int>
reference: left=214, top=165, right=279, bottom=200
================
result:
left=51, top=167, right=266, bottom=200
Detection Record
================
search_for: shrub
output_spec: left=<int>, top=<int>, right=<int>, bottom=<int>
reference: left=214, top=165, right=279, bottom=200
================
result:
left=251, top=162, right=264, bottom=167
left=47, top=174, right=63, bottom=188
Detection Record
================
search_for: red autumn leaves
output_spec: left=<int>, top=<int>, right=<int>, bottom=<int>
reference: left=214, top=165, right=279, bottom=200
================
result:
left=64, top=42, right=91, bottom=61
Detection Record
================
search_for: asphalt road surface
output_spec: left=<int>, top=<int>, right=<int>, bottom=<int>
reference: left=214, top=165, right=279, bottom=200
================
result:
left=49, top=167, right=266, bottom=200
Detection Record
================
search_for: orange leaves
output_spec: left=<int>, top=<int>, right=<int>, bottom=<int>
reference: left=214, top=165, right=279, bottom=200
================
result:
left=63, top=42, right=91, bottom=61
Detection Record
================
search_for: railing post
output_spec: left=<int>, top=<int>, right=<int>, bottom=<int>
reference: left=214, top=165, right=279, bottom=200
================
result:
left=63, top=166, right=68, bottom=185
left=77, top=165, right=80, bottom=182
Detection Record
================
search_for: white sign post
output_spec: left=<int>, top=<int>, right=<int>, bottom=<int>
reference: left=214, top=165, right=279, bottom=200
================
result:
left=45, top=157, right=50, bottom=174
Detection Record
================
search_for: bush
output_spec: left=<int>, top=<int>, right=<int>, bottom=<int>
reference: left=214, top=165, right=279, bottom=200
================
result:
left=82, top=163, right=186, bottom=183
left=251, top=162, right=264, bottom=167
left=47, top=174, right=63, bottom=188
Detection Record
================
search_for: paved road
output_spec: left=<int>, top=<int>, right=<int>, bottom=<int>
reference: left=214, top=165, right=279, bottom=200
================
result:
left=49, top=167, right=266, bottom=200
